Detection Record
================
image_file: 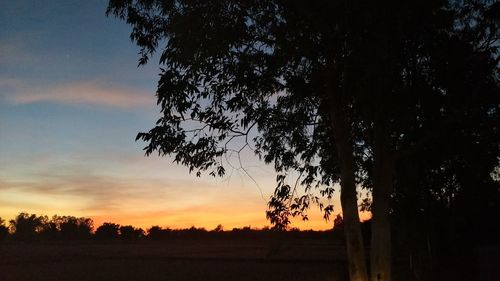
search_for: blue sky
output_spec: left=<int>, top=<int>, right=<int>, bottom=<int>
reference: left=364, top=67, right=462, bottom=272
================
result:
left=0, top=0, right=343, bottom=229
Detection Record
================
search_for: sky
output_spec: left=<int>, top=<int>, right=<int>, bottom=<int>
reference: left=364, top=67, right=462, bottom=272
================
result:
left=0, top=0, right=361, bottom=230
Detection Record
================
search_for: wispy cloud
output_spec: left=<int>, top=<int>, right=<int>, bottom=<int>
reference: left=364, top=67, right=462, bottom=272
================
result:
left=1, top=79, right=154, bottom=109
left=0, top=151, right=277, bottom=228
left=0, top=155, right=220, bottom=213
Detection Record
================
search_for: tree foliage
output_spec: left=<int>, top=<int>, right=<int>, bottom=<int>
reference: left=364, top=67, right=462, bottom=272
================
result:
left=107, top=1, right=499, bottom=279
left=51, top=215, right=94, bottom=240
left=0, top=217, right=9, bottom=240
left=5, top=213, right=94, bottom=241
left=9, top=213, right=48, bottom=241
left=120, top=225, right=145, bottom=239
left=95, top=222, right=121, bottom=240
left=107, top=0, right=499, bottom=227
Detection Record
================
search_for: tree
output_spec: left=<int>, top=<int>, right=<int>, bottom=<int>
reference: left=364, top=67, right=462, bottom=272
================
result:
left=106, top=1, right=369, bottom=278
left=333, top=214, right=344, bottom=232
left=213, top=224, right=224, bottom=232
left=53, top=215, right=94, bottom=240
left=95, top=222, right=120, bottom=240
left=107, top=1, right=499, bottom=280
left=40, top=218, right=60, bottom=240
left=76, top=217, right=94, bottom=238
left=120, top=225, right=145, bottom=239
left=0, top=217, right=9, bottom=240
left=9, top=213, right=48, bottom=242
left=147, top=225, right=171, bottom=239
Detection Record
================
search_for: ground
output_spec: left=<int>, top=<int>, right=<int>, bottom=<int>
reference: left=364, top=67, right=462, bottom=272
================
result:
left=0, top=238, right=348, bottom=281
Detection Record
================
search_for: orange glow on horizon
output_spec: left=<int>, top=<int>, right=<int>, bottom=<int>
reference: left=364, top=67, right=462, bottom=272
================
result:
left=90, top=209, right=372, bottom=232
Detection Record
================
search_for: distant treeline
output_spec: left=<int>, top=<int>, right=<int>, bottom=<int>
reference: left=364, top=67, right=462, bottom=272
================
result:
left=0, top=212, right=350, bottom=242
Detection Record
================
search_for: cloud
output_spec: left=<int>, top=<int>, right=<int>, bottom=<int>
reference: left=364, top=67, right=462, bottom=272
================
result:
left=0, top=156, right=220, bottom=214
left=1, top=79, right=154, bottom=109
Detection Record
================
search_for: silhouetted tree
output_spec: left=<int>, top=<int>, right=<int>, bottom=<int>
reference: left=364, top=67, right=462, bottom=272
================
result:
left=333, top=215, right=344, bottom=232
left=76, top=217, right=94, bottom=238
left=147, top=225, right=161, bottom=238
left=9, top=213, right=48, bottom=241
left=107, top=1, right=499, bottom=280
left=120, top=225, right=145, bottom=239
left=53, top=216, right=94, bottom=240
left=0, top=217, right=9, bottom=240
left=147, top=225, right=172, bottom=239
left=60, top=216, right=79, bottom=239
left=213, top=224, right=224, bottom=232
left=40, top=219, right=59, bottom=240
left=95, top=222, right=120, bottom=240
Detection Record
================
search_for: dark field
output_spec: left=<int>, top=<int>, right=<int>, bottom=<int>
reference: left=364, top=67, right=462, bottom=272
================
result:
left=0, top=238, right=349, bottom=281
left=2, top=238, right=499, bottom=281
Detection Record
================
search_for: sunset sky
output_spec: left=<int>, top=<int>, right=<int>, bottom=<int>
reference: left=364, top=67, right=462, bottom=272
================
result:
left=0, top=0, right=363, bottom=230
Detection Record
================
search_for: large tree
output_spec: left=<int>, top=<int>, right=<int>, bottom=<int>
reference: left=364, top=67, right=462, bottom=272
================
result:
left=107, top=1, right=499, bottom=280
left=9, top=213, right=48, bottom=242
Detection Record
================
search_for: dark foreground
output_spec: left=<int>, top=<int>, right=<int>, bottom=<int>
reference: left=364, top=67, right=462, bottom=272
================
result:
left=0, top=238, right=348, bottom=281
left=2, top=238, right=499, bottom=281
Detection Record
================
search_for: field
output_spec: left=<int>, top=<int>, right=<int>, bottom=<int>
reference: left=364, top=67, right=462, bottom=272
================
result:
left=0, top=238, right=349, bottom=281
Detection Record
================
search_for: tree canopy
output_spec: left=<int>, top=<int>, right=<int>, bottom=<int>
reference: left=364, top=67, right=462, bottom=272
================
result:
left=107, top=0, right=498, bottom=216
left=107, top=1, right=499, bottom=280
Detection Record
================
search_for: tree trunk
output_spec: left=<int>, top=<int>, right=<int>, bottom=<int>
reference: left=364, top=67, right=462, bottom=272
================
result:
left=330, top=104, right=369, bottom=281
left=370, top=123, right=394, bottom=281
